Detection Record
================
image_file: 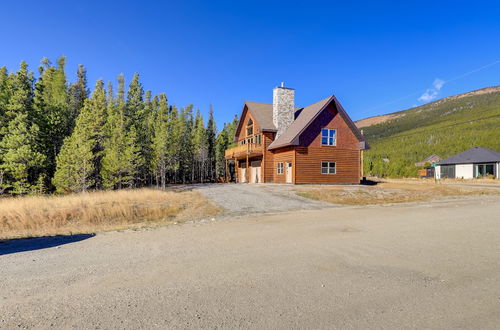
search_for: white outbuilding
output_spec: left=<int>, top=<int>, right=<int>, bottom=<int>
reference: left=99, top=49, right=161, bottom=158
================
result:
left=435, top=147, right=500, bottom=179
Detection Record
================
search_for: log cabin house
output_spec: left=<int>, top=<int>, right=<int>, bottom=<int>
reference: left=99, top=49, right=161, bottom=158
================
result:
left=224, top=83, right=369, bottom=184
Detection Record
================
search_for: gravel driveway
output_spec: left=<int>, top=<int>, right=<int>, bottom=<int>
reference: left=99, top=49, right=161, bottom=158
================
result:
left=1, top=195, right=500, bottom=329
left=194, top=183, right=331, bottom=215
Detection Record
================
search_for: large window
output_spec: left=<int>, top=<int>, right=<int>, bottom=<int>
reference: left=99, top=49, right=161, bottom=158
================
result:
left=440, top=165, right=455, bottom=179
left=246, top=119, right=254, bottom=136
left=321, top=162, right=336, bottom=174
left=321, top=129, right=336, bottom=146
left=277, top=162, right=284, bottom=174
left=475, top=163, right=495, bottom=177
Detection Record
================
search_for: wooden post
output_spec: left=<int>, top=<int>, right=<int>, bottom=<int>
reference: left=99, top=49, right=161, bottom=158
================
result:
left=246, top=154, right=249, bottom=183
left=235, top=158, right=238, bottom=183
left=225, top=159, right=229, bottom=183
left=360, top=150, right=364, bottom=181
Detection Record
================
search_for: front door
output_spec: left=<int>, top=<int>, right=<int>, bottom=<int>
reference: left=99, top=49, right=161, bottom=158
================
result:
left=286, top=162, right=293, bottom=183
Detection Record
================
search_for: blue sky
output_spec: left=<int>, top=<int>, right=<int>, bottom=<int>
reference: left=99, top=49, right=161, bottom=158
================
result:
left=1, top=1, right=500, bottom=127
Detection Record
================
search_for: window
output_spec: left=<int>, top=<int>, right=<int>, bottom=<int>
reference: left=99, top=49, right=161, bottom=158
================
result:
left=255, top=134, right=262, bottom=145
left=277, top=162, right=284, bottom=174
left=321, top=162, right=336, bottom=174
left=475, top=163, right=495, bottom=177
left=246, top=119, right=254, bottom=136
left=321, top=129, right=336, bottom=146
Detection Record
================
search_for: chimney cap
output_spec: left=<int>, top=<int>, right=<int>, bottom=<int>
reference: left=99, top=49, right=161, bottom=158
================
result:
left=275, top=82, right=294, bottom=90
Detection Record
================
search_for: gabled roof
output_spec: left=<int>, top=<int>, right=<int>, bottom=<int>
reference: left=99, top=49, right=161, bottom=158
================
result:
left=267, top=95, right=368, bottom=150
left=439, top=147, right=500, bottom=165
left=234, top=101, right=303, bottom=138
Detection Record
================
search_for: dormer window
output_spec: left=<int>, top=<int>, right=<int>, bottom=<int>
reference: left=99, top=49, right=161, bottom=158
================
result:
left=246, top=118, right=254, bottom=136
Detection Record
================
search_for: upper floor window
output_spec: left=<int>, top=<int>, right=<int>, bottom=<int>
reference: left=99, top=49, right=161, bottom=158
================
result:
left=321, top=129, right=336, bottom=146
left=246, top=119, right=254, bottom=136
left=255, top=134, right=262, bottom=145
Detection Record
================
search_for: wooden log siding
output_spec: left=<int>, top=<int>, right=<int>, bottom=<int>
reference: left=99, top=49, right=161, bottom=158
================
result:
left=271, top=147, right=295, bottom=183
left=227, top=95, right=365, bottom=184
left=263, top=132, right=275, bottom=182
left=295, top=147, right=360, bottom=184
left=290, top=103, right=361, bottom=184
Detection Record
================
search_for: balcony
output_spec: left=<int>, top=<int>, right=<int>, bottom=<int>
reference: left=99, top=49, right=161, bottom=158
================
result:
left=225, top=143, right=263, bottom=159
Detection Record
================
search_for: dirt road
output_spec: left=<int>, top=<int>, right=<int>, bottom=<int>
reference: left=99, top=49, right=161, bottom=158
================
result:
left=1, top=195, right=500, bottom=329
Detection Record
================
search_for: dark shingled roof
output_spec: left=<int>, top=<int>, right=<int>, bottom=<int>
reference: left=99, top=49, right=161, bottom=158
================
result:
left=268, top=95, right=368, bottom=150
left=439, top=147, right=500, bottom=165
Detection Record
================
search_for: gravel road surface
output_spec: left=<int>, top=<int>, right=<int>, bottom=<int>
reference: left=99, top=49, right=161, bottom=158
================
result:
left=195, top=183, right=331, bottom=215
left=1, top=195, right=500, bottom=329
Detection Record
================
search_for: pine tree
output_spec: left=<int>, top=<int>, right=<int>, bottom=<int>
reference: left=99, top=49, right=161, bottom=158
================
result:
left=206, top=105, right=217, bottom=182
left=151, top=93, right=169, bottom=188
left=178, top=106, right=194, bottom=183
left=125, top=73, right=149, bottom=186
left=68, top=64, right=89, bottom=135
left=0, top=113, right=45, bottom=194
left=33, top=57, right=70, bottom=184
left=101, top=78, right=139, bottom=189
left=4, top=61, right=33, bottom=122
left=0, top=67, right=11, bottom=135
left=215, top=124, right=228, bottom=179
left=192, top=109, right=206, bottom=182
left=52, top=80, right=107, bottom=192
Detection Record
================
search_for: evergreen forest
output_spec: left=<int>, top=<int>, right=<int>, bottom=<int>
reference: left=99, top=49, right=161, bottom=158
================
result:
left=0, top=58, right=238, bottom=195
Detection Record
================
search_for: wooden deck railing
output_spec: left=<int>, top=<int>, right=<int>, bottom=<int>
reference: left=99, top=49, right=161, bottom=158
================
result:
left=225, top=143, right=262, bottom=159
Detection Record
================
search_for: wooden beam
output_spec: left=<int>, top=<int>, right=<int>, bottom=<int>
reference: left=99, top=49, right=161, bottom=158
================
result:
left=225, top=159, right=229, bottom=183
left=360, top=149, right=364, bottom=181
left=246, top=154, right=249, bottom=183
left=235, top=158, right=238, bottom=183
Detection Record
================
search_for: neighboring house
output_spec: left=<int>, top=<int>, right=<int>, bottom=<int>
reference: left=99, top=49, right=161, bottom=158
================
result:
left=415, top=154, right=440, bottom=167
left=435, top=147, right=500, bottom=179
left=224, top=84, right=369, bottom=184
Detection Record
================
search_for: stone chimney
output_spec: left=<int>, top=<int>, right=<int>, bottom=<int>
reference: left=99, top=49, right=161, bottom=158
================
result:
left=273, top=82, right=295, bottom=138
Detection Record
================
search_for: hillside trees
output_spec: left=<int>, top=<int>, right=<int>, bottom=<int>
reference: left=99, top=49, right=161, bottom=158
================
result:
left=363, top=89, right=500, bottom=177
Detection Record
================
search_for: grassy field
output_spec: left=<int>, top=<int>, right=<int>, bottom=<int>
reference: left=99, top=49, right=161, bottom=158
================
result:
left=0, top=189, right=220, bottom=239
left=296, top=179, right=500, bottom=205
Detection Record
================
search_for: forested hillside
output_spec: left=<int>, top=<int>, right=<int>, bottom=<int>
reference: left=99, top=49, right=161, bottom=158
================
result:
left=0, top=58, right=238, bottom=195
left=361, top=87, right=500, bottom=177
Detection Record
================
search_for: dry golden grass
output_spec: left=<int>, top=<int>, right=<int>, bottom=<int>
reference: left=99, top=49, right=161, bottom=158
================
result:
left=296, top=180, right=499, bottom=205
left=0, top=189, right=220, bottom=239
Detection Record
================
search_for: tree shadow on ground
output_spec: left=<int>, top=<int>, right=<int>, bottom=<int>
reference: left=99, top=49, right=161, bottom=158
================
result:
left=0, top=234, right=95, bottom=256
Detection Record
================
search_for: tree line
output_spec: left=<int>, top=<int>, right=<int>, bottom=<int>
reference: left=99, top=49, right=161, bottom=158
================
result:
left=0, top=57, right=238, bottom=194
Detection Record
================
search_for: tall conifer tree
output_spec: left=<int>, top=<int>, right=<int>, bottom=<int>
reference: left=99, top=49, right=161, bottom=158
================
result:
left=52, top=80, right=107, bottom=192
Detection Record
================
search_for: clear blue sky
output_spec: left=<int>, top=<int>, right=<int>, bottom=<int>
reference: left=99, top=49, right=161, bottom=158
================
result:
left=1, top=1, right=500, bottom=127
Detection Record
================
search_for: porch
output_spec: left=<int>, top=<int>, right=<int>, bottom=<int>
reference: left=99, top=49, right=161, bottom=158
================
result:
left=224, top=143, right=265, bottom=183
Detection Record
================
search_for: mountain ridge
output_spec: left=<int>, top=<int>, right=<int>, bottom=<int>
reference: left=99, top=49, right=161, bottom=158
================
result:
left=356, top=86, right=500, bottom=129
left=359, top=86, right=500, bottom=177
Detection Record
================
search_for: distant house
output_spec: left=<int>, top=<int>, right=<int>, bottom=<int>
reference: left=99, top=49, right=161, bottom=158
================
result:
left=435, top=147, right=500, bottom=179
left=415, top=154, right=440, bottom=167
left=224, top=83, right=369, bottom=184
